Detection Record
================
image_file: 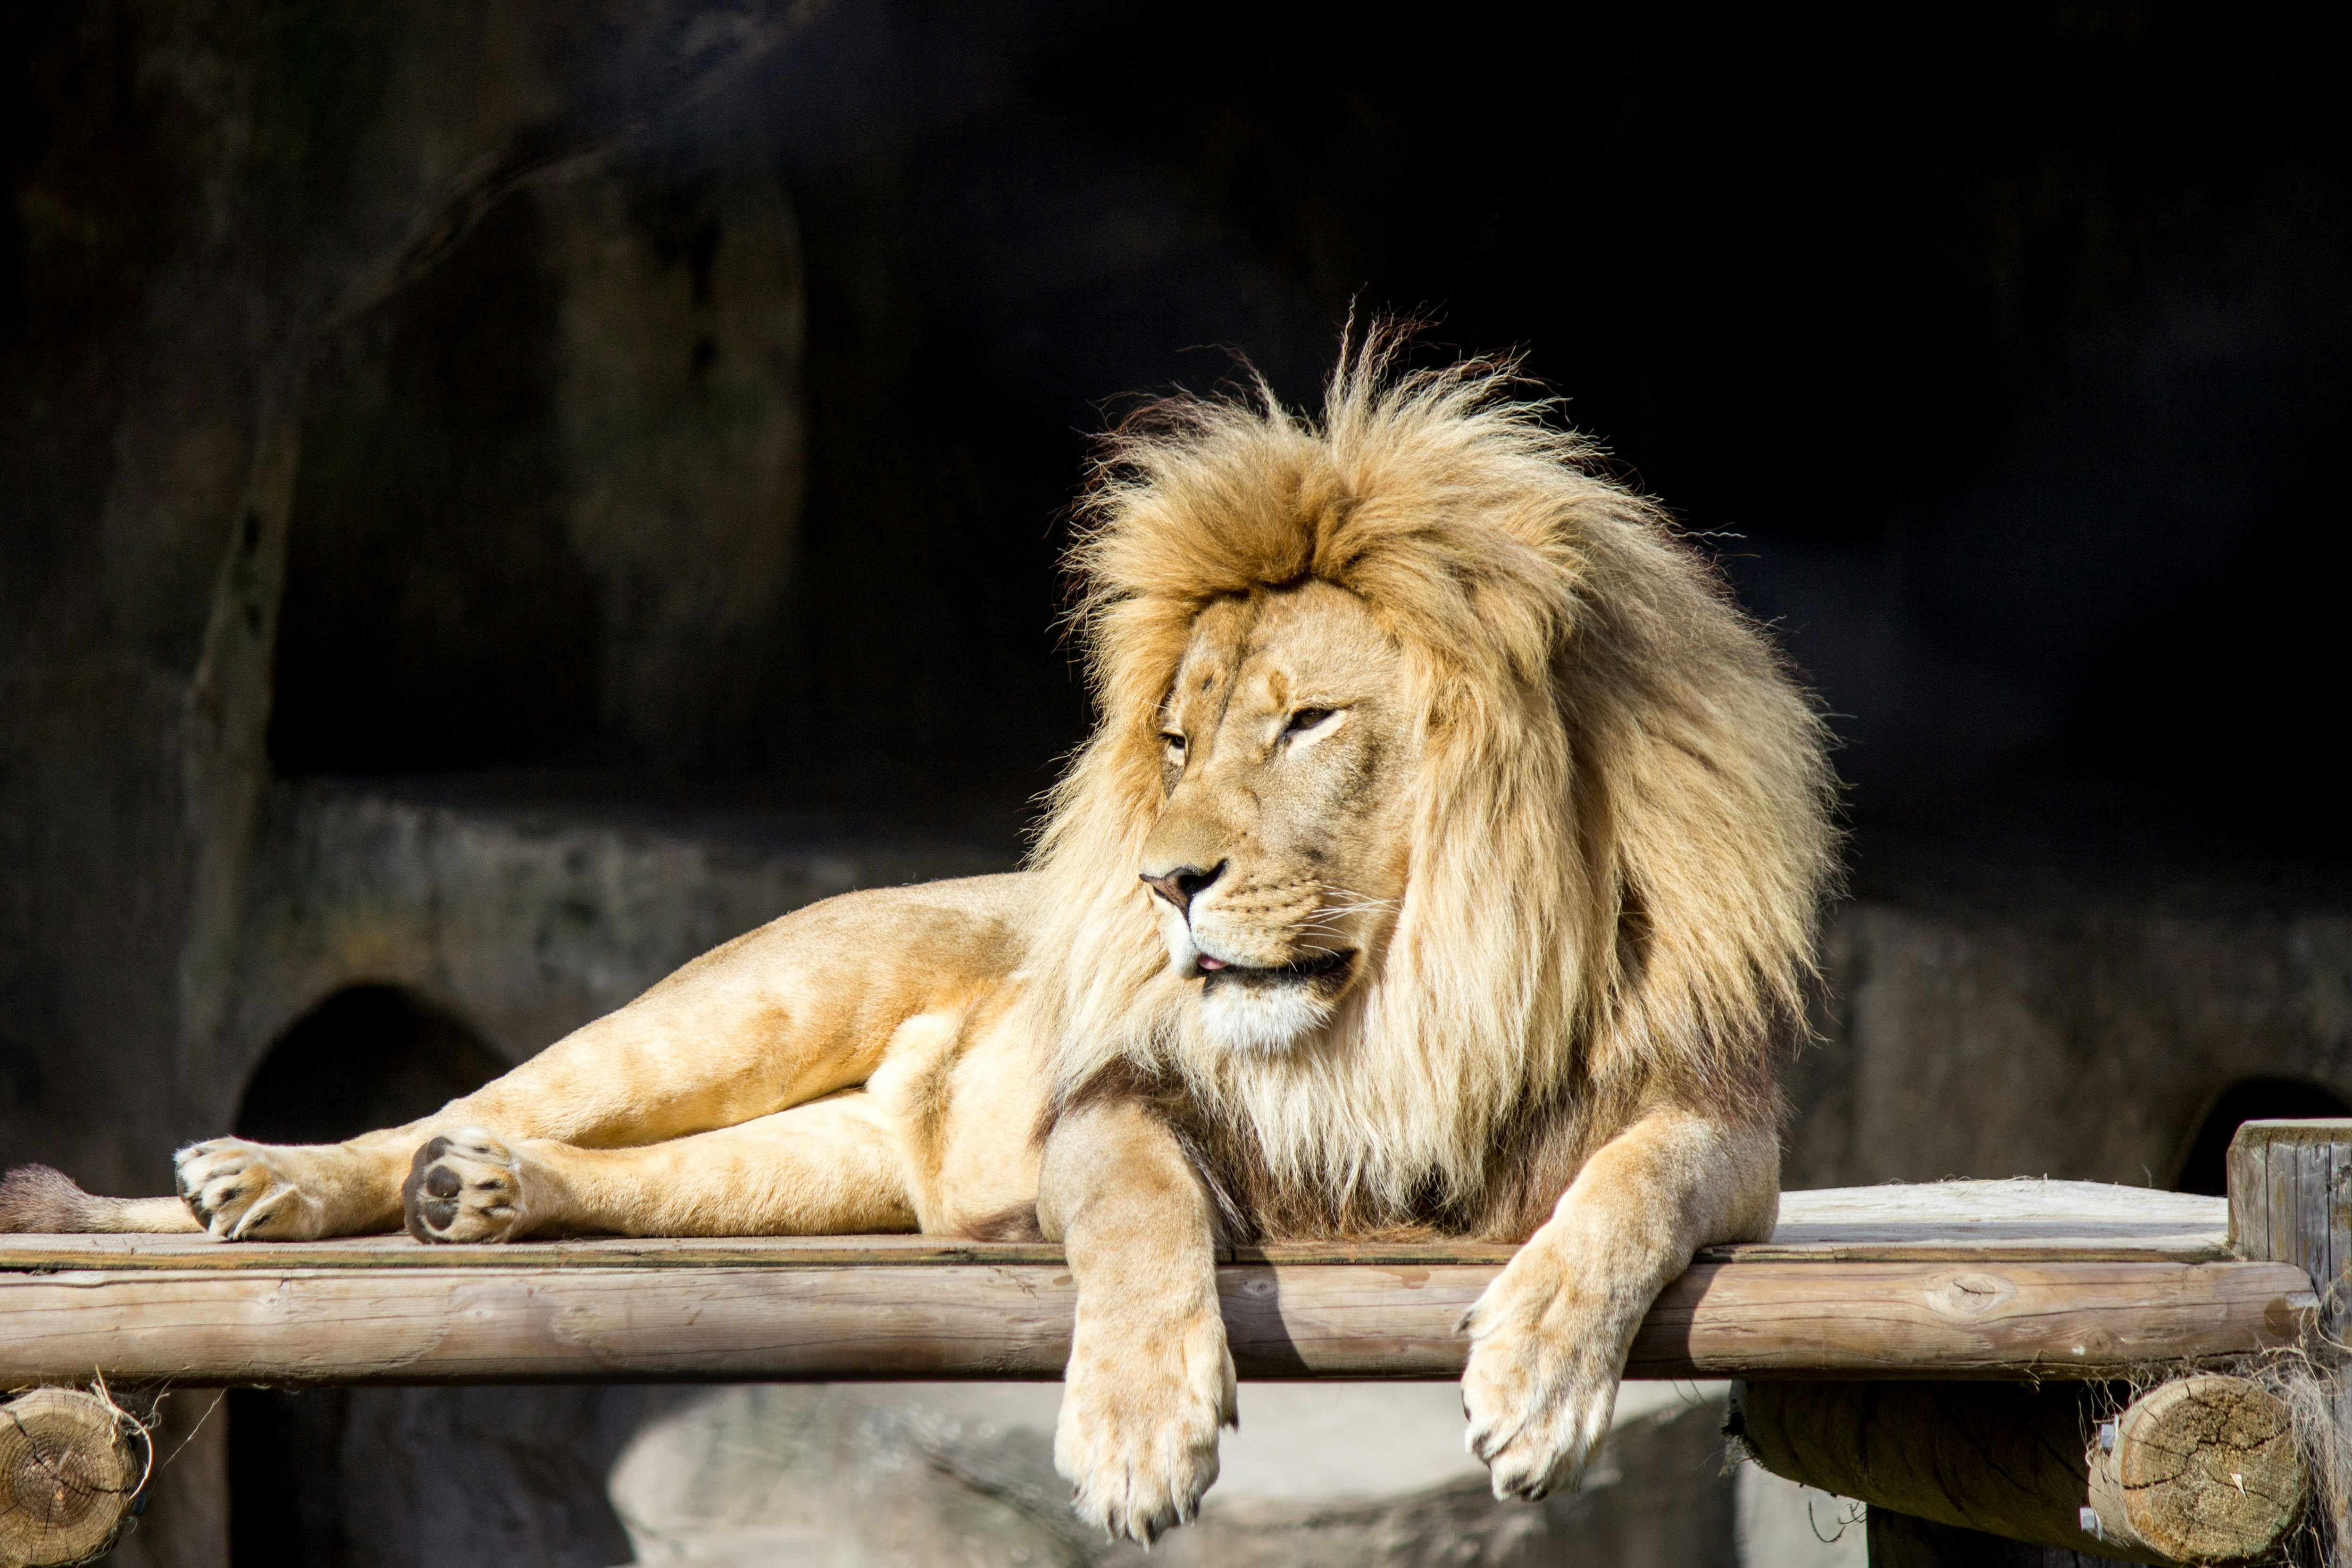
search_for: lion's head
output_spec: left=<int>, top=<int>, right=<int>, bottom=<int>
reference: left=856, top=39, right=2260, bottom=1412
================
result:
left=1136, top=579, right=1415, bottom=1053
left=1031, top=330, right=1837, bottom=1233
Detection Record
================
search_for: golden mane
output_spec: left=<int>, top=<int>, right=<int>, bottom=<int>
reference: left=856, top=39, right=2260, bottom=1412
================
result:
left=1027, top=330, right=1838, bottom=1233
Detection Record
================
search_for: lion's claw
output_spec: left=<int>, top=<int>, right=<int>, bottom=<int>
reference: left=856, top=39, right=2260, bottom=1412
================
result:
left=1460, top=1268, right=1622, bottom=1502
left=1055, top=1308, right=1235, bottom=1543
left=174, top=1138, right=331, bottom=1241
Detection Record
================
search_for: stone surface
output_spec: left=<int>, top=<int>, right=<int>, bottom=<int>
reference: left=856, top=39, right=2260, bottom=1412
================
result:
left=1738, top=1465, right=1868, bottom=1568
left=217, top=776, right=1010, bottom=1127
left=609, top=1381, right=1756, bottom=1568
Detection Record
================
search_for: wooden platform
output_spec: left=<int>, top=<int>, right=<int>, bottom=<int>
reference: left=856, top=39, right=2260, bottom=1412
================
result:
left=0, top=1181, right=2313, bottom=1386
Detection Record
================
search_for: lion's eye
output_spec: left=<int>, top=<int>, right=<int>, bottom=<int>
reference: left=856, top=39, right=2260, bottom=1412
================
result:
left=1160, top=732, right=1187, bottom=755
left=1283, top=707, right=1336, bottom=737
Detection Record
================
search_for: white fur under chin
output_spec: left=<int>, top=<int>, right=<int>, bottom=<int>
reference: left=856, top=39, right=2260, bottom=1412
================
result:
left=1196, top=976, right=1332, bottom=1053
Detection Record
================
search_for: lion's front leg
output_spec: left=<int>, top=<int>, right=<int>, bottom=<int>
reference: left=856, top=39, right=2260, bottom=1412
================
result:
left=1038, top=1098, right=1236, bottom=1544
left=1461, top=1107, right=1777, bottom=1501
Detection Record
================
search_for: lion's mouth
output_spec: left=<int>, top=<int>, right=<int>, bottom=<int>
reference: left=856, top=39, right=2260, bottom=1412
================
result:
left=1196, top=948, right=1355, bottom=986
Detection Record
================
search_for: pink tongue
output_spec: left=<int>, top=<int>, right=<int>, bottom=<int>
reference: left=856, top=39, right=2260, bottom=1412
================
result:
left=1198, top=956, right=1229, bottom=971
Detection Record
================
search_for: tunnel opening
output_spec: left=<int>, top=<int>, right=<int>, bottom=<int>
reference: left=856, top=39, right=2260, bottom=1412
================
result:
left=2171, top=1076, right=2352, bottom=1198
left=234, top=984, right=509, bottom=1147
left=225, top=986, right=635, bottom=1568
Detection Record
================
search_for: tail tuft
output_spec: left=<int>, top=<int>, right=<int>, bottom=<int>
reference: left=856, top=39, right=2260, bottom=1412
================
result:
left=0, top=1163, right=204, bottom=1234
left=0, top=1163, right=100, bottom=1232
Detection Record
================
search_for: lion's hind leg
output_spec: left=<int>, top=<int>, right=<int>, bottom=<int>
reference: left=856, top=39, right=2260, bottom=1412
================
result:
left=401, top=1093, right=917, bottom=1243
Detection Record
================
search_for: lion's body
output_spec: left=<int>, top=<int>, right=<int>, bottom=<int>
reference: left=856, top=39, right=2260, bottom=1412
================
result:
left=0, top=334, right=1836, bottom=1541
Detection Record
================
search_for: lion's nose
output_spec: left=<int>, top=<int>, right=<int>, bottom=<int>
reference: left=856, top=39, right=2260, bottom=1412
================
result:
left=1140, top=861, right=1225, bottom=915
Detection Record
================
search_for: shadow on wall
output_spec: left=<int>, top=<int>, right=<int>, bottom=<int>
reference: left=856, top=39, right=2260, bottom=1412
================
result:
left=2172, top=1076, right=2352, bottom=1198
left=226, top=985, right=642, bottom=1568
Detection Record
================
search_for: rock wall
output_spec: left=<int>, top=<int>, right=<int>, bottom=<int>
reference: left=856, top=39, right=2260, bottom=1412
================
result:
left=1787, top=829, right=2352, bottom=1192
left=607, top=1382, right=1763, bottom=1568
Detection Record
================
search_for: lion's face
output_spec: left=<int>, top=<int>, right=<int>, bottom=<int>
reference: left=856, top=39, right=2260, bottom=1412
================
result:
left=1139, top=582, right=1417, bottom=1052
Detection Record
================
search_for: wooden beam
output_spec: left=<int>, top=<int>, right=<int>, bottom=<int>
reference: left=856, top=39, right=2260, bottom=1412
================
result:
left=1739, top=1376, right=2304, bottom=1567
left=0, top=1178, right=2241, bottom=1272
left=0, top=1257, right=2310, bottom=1386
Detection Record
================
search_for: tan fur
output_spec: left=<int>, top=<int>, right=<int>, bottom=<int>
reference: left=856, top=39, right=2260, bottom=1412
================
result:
left=1, top=330, right=1835, bottom=1542
left=1031, top=331, right=1834, bottom=1234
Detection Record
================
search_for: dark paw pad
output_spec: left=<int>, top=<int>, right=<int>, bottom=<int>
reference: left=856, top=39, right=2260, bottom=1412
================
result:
left=402, top=1140, right=457, bottom=1241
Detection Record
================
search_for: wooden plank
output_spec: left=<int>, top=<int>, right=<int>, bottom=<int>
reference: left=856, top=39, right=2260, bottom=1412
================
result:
left=1713, top=1182, right=2230, bottom=1263
left=2266, top=1136, right=2302, bottom=1284
left=0, top=1180, right=2235, bottom=1272
left=0, top=1232, right=1080, bottom=1273
left=2227, top=1132, right=2268, bottom=1259
left=0, top=1259, right=2310, bottom=1386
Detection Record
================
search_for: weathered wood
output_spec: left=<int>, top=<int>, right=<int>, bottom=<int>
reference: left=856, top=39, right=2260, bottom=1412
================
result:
left=0, top=1257, right=2310, bottom=1387
left=2084, top=1375, right=2304, bottom=1563
left=1726, top=1182, right=2233, bottom=1264
left=1740, top=1376, right=2303, bottom=1567
left=2229, top=1118, right=2352, bottom=1336
left=0, top=1387, right=143, bottom=1568
left=0, top=1179, right=2236, bottom=1273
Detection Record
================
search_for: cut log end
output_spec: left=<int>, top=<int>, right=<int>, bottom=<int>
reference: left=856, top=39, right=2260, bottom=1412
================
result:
left=2087, top=1374, right=2303, bottom=1563
left=1737, top=1374, right=2304, bottom=1567
left=0, top=1387, right=142, bottom=1568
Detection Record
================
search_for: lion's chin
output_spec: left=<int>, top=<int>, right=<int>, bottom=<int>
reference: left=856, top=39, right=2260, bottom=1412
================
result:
left=1194, top=975, right=1337, bottom=1053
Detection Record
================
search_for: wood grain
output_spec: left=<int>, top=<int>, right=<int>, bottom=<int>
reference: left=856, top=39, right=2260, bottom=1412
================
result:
left=0, top=1387, right=142, bottom=1567
left=2228, top=1118, right=2352, bottom=1336
left=0, top=1259, right=2310, bottom=1387
left=0, top=1178, right=2236, bottom=1272
left=2085, top=1375, right=2302, bottom=1565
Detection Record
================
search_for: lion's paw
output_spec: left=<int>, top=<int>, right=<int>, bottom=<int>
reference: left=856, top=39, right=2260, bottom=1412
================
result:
left=402, top=1129, right=532, bottom=1243
left=175, top=1138, right=334, bottom=1241
left=1459, top=1268, right=1623, bottom=1502
left=1055, top=1308, right=1235, bottom=1543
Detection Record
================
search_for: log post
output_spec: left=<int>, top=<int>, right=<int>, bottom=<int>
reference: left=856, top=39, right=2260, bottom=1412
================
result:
left=2229, top=1117, right=2352, bottom=1557
left=0, top=1386, right=145, bottom=1568
left=1736, top=1376, right=2303, bottom=1566
left=2227, top=1118, right=2352, bottom=1338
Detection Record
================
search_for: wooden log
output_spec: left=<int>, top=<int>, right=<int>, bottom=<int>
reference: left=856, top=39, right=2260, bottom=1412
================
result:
left=0, top=1257, right=2312, bottom=1386
left=2229, top=1118, right=2352, bottom=1337
left=2085, top=1376, right=2305, bottom=1562
left=0, top=1387, right=144, bottom=1568
left=1737, top=1376, right=2303, bottom=1566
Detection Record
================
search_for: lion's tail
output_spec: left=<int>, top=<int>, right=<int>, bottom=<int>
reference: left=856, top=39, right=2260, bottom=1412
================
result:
left=0, top=1163, right=204, bottom=1234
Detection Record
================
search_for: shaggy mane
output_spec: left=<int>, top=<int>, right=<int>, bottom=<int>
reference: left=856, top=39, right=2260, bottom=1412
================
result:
left=1028, top=328, right=1837, bottom=1237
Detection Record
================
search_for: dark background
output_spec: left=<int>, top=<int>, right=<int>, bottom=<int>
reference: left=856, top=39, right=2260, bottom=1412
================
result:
left=5, top=6, right=2351, bottom=1564
left=259, top=4, right=2352, bottom=845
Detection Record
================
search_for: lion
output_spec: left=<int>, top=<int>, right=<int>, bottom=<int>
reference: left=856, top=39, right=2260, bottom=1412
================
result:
left=1, top=332, right=1836, bottom=1542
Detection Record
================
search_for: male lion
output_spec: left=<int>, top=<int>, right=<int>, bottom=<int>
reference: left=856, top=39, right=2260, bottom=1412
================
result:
left=3, top=335, right=1836, bottom=1542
